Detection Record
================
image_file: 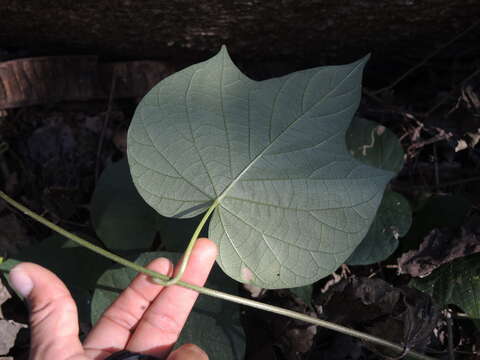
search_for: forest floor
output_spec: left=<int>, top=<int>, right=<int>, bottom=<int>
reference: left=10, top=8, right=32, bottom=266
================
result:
left=0, top=39, right=479, bottom=360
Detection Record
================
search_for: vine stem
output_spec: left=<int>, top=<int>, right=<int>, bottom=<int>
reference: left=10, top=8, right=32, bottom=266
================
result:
left=156, top=200, right=219, bottom=286
left=0, top=190, right=434, bottom=360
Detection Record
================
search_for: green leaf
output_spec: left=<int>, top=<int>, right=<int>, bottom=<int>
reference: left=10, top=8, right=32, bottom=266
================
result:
left=344, top=117, right=410, bottom=265
left=411, top=253, right=480, bottom=321
left=347, top=190, right=412, bottom=265
left=127, top=46, right=395, bottom=288
left=90, top=159, right=159, bottom=251
left=92, top=158, right=205, bottom=252
left=346, top=117, right=404, bottom=173
left=400, top=195, right=471, bottom=253
left=92, top=252, right=245, bottom=360
left=0, top=234, right=112, bottom=324
left=0, top=234, right=110, bottom=289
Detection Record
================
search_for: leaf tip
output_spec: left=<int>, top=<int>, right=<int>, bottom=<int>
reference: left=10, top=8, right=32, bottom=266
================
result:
left=362, top=53, right=372, bottom=62
left=215, top=45, right=241, bottom=74
left=354, top=53, right=371, bottom=70
left=219, top=44, right=229, bottom=56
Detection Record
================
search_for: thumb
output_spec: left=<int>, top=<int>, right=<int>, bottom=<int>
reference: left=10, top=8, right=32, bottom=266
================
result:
left=167, top=344, right=209, bottom=360
left=9, top=263, right=86, bottom=360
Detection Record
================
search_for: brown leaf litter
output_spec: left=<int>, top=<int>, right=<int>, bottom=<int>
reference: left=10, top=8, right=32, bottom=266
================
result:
left=398, top=216, right=480, bottom=277
left=0, top=279, right=26, bottom=356
left=318, top=277, right=439, bottom=357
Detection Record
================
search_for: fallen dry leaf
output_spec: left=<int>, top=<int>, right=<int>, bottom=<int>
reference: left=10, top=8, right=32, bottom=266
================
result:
left=398, top=217, right=480, bottom=277
left=320, top=264, right=351, bottom=294
left=0, top=320, right=25, bottom=355
left=318, top=277, right=439, bottom=355
left=286, top=324, right=317, bottom=354
left=0, top=281, right=10, bottom=319
left=243, top=283, right=267, bottom=298
left=0, top=279, right=26, bottom=356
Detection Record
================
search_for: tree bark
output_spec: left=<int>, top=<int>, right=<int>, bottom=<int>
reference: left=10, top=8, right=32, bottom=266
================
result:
left=0, top=1, right=478, bottom=66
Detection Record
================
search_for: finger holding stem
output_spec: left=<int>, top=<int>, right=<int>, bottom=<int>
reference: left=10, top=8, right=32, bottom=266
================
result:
left=153, top=200, right=219, bottom=287
left=0, top=191, right=435, bottom=360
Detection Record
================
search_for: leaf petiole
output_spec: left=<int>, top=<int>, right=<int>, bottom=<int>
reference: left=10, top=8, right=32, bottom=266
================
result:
left=153, top=200, right=219, bottom=286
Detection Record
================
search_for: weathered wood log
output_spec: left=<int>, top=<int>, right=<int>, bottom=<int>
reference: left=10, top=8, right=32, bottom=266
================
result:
left=0, top=0, right=478, bottom=68
left=0, top=56, right=173, bottom=108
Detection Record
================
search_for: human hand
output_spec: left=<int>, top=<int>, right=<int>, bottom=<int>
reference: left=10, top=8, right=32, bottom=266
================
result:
left=8, top=238, right=218, bottom=360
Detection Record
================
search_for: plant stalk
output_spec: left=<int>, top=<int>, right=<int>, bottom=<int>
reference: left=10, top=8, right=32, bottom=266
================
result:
left=155, top=200, right=219, bottom=286
left=0, top=191, right=434, bottom=360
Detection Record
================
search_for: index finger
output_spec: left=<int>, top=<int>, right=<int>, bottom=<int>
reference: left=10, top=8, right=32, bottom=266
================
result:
left=126, top=237, right=217, bottom=357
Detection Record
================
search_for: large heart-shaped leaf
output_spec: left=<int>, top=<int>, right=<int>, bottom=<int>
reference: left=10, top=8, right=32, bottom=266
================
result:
left=92, top=252, right=245, bottom=360
left=127, top=46, right=395, bottom=288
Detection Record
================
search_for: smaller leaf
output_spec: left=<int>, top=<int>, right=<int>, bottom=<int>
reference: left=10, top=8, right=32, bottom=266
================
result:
left=0, top=234, right=110, bottom=289
left=344, top=119, right=410, bottom=265
left=400, top=194, right=471, bottom=253
left=411, top=252, right=480, bottom=321
left=346, top=117, right=404, bottom=173
left=90, top=159, right=159, bottom=251
left=347, top=190, right=412, bottom=265
left=0, top=234, right=111, bottom=324
left=92, top=252, right=246, bottom=360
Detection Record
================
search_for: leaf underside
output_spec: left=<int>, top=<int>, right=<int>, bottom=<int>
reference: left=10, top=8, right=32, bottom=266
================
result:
left=127, top=46, right=394, bottom=288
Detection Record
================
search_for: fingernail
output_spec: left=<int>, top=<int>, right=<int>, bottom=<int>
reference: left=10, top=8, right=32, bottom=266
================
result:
left=182, top=344, right=208, bottom=359
left=9, top=266, right=34, bottom=298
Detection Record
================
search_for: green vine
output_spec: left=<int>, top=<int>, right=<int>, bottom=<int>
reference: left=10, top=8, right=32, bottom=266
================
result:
left=155, top=200, right=219, bottom=286
left=0, top=190, right=434, bottom=360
